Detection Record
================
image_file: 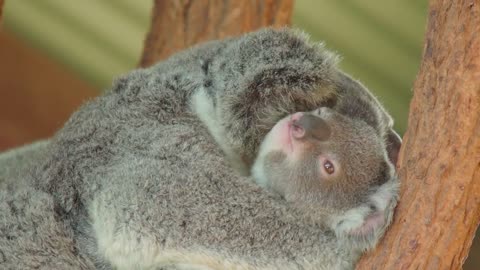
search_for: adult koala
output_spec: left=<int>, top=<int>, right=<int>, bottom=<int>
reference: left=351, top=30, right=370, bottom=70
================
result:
left=0, top=28, right=401, bottom=270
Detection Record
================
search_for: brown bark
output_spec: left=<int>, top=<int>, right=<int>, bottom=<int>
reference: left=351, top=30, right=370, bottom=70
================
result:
left=139, top=0, right=294, bottom=67
left=357, top=1, right=480, bottom=269
left=0, top=0, right=4, bottom=22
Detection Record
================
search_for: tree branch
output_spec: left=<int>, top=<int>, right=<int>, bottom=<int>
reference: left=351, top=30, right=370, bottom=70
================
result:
left=139, top=0, right=294, bottom=67
left=357, top=1, right=480, bottom=269
left=0, top=0, right=4, bottom=22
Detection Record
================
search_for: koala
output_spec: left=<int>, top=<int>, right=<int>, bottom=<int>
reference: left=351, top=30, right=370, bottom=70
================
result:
left=252, top=108, right=397, bottom=246
left=0, top=28, right=400, bottom=270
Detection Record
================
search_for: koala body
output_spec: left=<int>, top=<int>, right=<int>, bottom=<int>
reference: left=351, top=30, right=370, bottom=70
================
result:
left=0, top=28, right=400, bottom=270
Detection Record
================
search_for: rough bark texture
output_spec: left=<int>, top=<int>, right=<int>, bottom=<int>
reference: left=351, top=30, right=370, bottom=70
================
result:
left=139, top=0, right=294, bottom=67
left=357, top=1, right=480, bottom=269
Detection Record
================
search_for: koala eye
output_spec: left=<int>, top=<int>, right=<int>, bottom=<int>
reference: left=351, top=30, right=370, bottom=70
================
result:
left=323, top=160, right=335, bottom=174
left=318, top=155, right=338, bottom=177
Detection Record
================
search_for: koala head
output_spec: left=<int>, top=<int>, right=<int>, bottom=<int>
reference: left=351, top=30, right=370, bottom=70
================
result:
left=252, top=107, right=399, bottom=250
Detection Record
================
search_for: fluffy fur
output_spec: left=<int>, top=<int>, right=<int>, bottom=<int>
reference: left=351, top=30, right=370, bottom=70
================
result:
left=0, top=28, right=400, bottom=270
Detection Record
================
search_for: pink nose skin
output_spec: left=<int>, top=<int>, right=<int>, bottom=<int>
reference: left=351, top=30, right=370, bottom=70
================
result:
left=290, top=112, right=305, bottom=139
left=291, top=124, right=305, bottom=139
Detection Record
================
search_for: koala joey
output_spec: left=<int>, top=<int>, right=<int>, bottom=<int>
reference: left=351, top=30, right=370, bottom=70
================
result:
left=252, top=107, right=398, bottom=245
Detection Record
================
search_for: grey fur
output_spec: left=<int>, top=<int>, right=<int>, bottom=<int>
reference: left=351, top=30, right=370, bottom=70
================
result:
left=0, top=28, right=400, bottom=269
left=0, top=140, right=49, bottom=189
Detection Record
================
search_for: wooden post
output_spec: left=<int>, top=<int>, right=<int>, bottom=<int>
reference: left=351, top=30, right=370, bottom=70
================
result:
left=139, top=0, right=294, bottom=67
left=357, top=1, right=480, bottom=269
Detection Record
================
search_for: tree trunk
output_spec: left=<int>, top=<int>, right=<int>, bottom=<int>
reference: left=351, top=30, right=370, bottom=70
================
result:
left=357, top=1, right=480, bottom=269
left=0, top=0, right=4, bottom=22
left=139, top=0, right=294, bottom=67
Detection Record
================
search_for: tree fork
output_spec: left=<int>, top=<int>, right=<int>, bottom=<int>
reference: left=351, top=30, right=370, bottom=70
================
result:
left=357, top=1, right=480, bottom=269
left=139, top=0, right=294, bottom=67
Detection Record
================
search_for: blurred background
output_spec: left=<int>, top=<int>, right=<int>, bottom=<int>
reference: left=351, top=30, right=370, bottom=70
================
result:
left=0, top=1, right=477, bottom=267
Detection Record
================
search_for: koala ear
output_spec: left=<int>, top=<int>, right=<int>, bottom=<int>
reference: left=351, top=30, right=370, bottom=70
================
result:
left=345, top=209, right=386, bottom=237
left=330, top=180, right=399, bottom=249
left=331, top=206, right=388, bottom=243
left=386, top=129, right=402, bottom=167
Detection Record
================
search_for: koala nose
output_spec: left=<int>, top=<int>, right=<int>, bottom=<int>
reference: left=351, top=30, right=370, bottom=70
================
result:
left=291, top=113, right=331, bottom=141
